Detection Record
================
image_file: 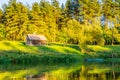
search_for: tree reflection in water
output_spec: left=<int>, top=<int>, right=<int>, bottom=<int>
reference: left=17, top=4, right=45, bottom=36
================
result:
left=0, top=63, right=120, bottom=80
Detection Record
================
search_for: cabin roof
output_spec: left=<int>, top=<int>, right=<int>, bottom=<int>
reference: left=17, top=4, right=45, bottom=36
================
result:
left=27, top=34, right=47, bottom=40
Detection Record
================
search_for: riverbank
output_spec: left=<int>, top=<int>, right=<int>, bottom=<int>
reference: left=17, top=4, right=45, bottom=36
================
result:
left=0, top=41, right=120, bottom=64
left=0, top=41, right=83, bottom=64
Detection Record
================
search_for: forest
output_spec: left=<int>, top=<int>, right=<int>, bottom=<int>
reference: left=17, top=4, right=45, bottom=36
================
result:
left=0, top=0, right=120, bottom=52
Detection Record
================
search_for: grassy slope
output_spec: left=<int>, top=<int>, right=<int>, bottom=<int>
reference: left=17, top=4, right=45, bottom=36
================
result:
left=88, top=45, right=120, bottom=52
left=0, top=41, right=120, bottom=60
left=0, top=41, right=83, bottom=64
left=88, top=45, right=120, bottom=54
left=0, top=41, right=82, bottom=54
left=0, top=41, right=120, bottom=57
left=87, top=45, right=120, bottom=61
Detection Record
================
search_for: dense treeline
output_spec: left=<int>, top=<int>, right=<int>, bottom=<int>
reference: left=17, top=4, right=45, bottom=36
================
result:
left=0, top=0, right=120, bottom=52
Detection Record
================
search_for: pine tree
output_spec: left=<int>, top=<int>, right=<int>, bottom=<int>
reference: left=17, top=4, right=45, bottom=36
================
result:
left=0, top=9, right=2, bottom=23
left=79, top=0, right=101, bottom=25
left=0, top=9, right=5, bottom=40
left=4, top=0, right=29, bottom=40
left=65, top=0, right=74, bottom=18
left=16, top=2, right=29, bottom=40
left=51, top=0, right=59, bottom=8
left=40, top=0, right=59, bottom=42
left=30, top=2, right=48, bottom=35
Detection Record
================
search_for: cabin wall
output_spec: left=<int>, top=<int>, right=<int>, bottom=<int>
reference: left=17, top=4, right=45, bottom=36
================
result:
left=40, top=40, right=47, bottom=45
left=26, top=35, right=47, bottom=45
left=26, top=40, right=47, bottom=45
left=31, top=40, right=41, bottom=45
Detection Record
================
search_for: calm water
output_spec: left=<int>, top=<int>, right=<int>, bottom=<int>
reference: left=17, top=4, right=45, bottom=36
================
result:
left=0, top=62, right=120, bottom=80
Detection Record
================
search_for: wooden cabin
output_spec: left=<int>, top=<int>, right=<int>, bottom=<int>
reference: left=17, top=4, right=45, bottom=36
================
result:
left=26, top=34, right=47, bottom=45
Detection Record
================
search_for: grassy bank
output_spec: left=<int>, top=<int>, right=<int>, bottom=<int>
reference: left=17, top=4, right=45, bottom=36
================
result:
left=87, top=45, right=120, bottom=58
left=0, top=41, right=120, bottom=64
left=0, top=41, right=83, bottom=64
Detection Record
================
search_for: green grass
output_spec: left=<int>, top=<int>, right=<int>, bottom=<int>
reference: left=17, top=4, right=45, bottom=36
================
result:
left=88, top=45, right=111, bottom=52
left=87, top=45, right=120, bottom=58
left=0, top=41, right=82, bottom=54
left=88, top=45, right=120, bottom=53
left=0, top=41, right=120, bottom=64
left=0, top=41, right=83, bottom=64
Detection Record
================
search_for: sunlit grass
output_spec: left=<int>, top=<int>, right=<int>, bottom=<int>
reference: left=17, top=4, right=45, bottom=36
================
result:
left=88, top=45, right=120, bottom=53
left=87, top=45, right=120, bottom=58
left=0, top=41, right=83, bottom=65
left=0, top=41, right=82, bottom=55
left=0, top=41, right=32, bottom=54
left=88, top=45, right=111, bottom=52
left=48, top=45, right=81, bottom=54
left=0, top=41, right=83, bottom=79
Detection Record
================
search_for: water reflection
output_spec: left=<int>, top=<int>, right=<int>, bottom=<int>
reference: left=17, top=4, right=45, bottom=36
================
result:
left=0, top=63, right=120, bottom=80
left=68, top=63, right=120, bottom=80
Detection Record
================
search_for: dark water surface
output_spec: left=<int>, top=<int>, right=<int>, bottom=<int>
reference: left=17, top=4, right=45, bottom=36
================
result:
left=0, top=62, right=120, bottom=80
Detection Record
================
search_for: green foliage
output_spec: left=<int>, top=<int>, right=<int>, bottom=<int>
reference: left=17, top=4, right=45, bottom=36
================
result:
left=0, top=24, right=5, bottom=40
left=0, top=9, right=2, bottom=23
left=0, top=0, right=120, bottom=48
left=3, top=0, right=29, bottom=40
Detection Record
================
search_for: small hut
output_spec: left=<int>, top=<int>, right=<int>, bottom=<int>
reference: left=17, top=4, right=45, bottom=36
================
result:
left=26, top=34, right=47, bottom=45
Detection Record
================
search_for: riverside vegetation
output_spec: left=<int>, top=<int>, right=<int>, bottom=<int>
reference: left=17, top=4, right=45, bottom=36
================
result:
left=0, top=41, right=120, bottom=65
left=0, top=41, right=120, bottom=79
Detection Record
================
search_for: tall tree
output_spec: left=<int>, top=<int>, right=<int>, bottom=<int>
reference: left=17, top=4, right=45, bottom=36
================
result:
left=0, top=9, right=2, bottom=23
left=79, top=0, right=101, bottom=25
left=30, top=2, right=48, bottom=35
left=4, top=0, right=29, bottom=40
left=67, top=19, right=87, bottom=52
left=65, top=0, right=74, bottom=18
left=40, top=0, right=59, bottom=42
left=101, top=0, right=120, bottom=45
left=0, top=9, right=5, bottom=40
left=51, top=0, right=59, bottom=8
